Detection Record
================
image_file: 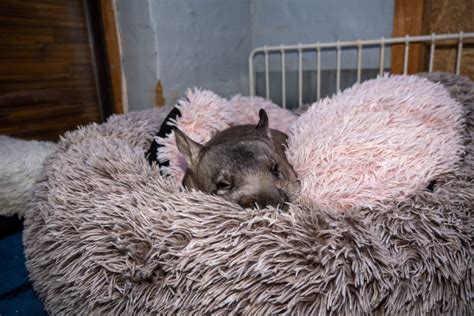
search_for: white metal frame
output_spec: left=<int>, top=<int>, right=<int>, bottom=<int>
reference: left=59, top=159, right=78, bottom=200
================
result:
left=249, top=32, right=474, bottom=108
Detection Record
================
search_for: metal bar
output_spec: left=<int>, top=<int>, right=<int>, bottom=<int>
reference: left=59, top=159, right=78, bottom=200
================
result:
left=403, top=35, right=409, bottom=75
left=379, top=37, right=385, bottom=76
left=456, top=31, right=463, bottom=75
left=316, top=45, right=321, bottom=101
left=298, top=44, right=303, bottom=106
left=336, top=41, right=341, bottom=92
left=248, top=32, right=474, bottom=103
left=429, top=33, right=435, bottom=72
left=249, top=32, right=474, bottom=54
left=281, top=47, right=286, bottom=108
left=357, top=40, right=362, bottom=83
left=249, top=51, right=255, bottom=96
left=264, top=46, right=270, bottom=99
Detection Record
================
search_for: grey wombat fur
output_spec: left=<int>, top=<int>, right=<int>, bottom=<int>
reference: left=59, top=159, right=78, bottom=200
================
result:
left=174, top=109, right=300, bottom=209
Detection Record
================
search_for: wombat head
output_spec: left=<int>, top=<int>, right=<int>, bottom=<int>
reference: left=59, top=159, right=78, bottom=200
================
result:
left=174, top=109, right=300, bottom=209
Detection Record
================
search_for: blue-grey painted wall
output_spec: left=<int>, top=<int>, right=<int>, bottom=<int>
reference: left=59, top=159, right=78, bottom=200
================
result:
left=149, top=0, right=251, bottom=107
left=250, top=0, right=394, bottom=106
left=116, top=0, right=158, bottom=111
left=117, top=0, right=394, bottom=111
left=251, top=0, right=394, bottom=70
left=117, top=0, right=251, bottom=111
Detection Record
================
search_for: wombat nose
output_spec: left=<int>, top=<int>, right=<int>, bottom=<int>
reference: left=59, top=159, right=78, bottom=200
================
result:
left=239, top=191, right=289, bottom=210
left=239, top=196, right=258, bottom=208
left=256, top=198, right=288, bottom=210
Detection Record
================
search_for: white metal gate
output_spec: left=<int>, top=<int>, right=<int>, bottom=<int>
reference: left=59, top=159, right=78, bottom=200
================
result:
left=249, top=32, right=474, bottom=108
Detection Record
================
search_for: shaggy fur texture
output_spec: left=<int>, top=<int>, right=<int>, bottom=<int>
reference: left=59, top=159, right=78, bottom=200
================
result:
left=23, top=73, right=472, bottom=315
left=0, top=136, right=56, bottom=217
left=158, top=76, right=464, bottom=212
left=157, top=91, right=297, bottom=182
left=290, top=75, right=465, bottom=211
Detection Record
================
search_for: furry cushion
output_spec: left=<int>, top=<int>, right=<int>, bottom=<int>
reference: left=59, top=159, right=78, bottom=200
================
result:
left=0, top=136, right=56, bottom=217
left=23, top=73, right=472, bottom=314
left=157, top=91, right=297, bottom=182
left=158, top=76, right=464, bottom=212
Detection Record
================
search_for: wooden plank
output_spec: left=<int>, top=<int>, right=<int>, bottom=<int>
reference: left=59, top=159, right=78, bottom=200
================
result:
left=1, top=110, right=100, bottom=130
left=0, top=62, right=71, bottom=75
left=0, top=64, right=95, bottom=83
left=2, top=0, right=83, bottom=10
left=0, top=72, right=72, bottom=83
left=0, top=77, right=96, bottom=93
left=0, top=106, right=100, bottom=125
left=0, top=27, right=54, bottom=45
left=0, top=0, right=102, bottom=140
left=391, top=0, right=431, bottom=74
left=0, top=16, right=85, bottom=28
left=13, top=0, right=76, bottom=7
left=0, top=43, right=92, bottom=62
left=0, top=88, right=97, bottom=108
left=100, top=0, right=125, bottom=114
left=0, top=111, right=100, bottom=141
left=0, top=1, right=84, bottom=23
left=4, top=104, right=95, bottom=122
left=0, top=24, right=89, bottom=46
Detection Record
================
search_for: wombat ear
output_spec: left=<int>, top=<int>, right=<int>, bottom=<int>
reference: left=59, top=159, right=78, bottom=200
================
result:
left=256, top=109, right=271, bottom=138
left=174, top=128, right=204, bottom=168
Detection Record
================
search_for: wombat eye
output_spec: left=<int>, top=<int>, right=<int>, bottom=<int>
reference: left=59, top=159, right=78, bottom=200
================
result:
left=271, top=163, right=281, bottom=177
left=216, top=181, right=232, bottom=192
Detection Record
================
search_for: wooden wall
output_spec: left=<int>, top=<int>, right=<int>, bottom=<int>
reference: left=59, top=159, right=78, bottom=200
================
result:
left=392, top=0, right=474, bottom=79
left=430, top=0, right=474, bottom=79
left=0, top=0, right=102, bottom=141
left=391, top=0, right=430, bottom=74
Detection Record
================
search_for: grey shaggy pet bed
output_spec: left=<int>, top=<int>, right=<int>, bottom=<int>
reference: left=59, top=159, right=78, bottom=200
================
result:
left=24, top=73, right=472, bottom=315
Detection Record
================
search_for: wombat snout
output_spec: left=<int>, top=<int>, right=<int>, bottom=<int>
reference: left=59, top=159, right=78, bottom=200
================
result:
left=238, top=189, right=290, bottom=210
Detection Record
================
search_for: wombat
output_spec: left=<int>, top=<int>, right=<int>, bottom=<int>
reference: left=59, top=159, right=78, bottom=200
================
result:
left=174, top=109, right=300, bottom=209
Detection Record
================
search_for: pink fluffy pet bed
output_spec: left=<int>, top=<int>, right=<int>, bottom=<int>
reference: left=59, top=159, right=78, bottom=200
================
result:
left=158, top=75, right=463, bottom=212
left=23, top=73, right=472, bottom=314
